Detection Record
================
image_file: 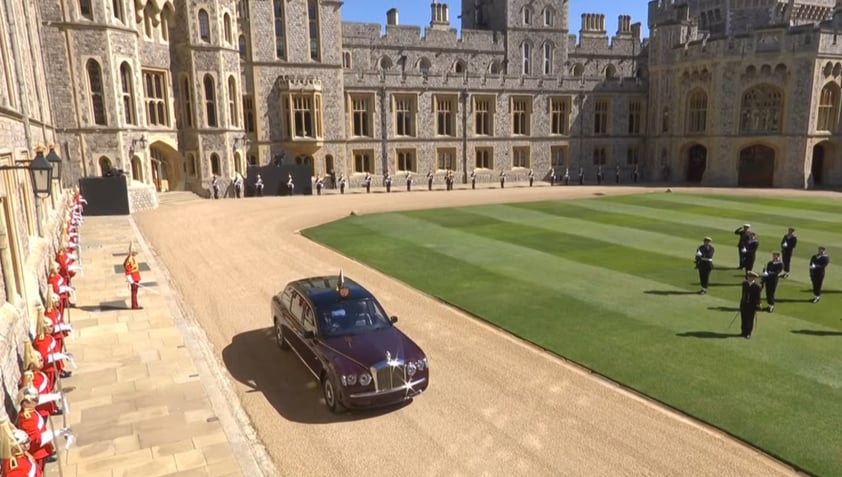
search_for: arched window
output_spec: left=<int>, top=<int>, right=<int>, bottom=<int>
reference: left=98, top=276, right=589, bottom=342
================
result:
left=204, top=75, right=217, bottom=127
left=112, top=0, right=124, bottom=23
left=521, top=42, right=531, bottom=75
left=342, top=51, right=351, bottom=69
left=454, top=60, right=465, bottom=74
left=210, top=153, right=221, bottom=175
left=120, top=62, right=136, bottom=125
left=543, top=8, right=553, bottom=26
left=80, top=0, right=93, bottom=20
left=489, top=61, right=501, bottom=75
left=99, top=157, right=113, bottom=176
left=817, top=83, right=839, bottom=132
left=273, top=0, right=286, bottom=58
left=223, top=13, right=232, bottom=44
left=228, top=76, right=238, bottom=127
left=686, top=90, right=708, bottom=133
left=418, top=58, right=431, bottom=78
left=523, top=6, right=532, bottom=25
left=740, top=85, right=783, bottom=133
left=239, top=35, right=247, bottom=58
left=198, top=9, right=210, bottom=42
left=308, top=0, right=320, bottom=61
left=605, top=64, right=617, bottom=80
left=379, top=56, right=393, bottom=70
left=161, top=5, right=172, bottom=42
left=87, top=59, right=106, bottom=125
left=187, top=153, right=196, bottom=176
left=661, top=106, right=670, bottom=133
left=543, top=43, right=552, bottom=75
left=571, top=63, right=584, bottom=78
left=144, top=4, right=153, bottom=38
left=131, top=156, right=143, bottom=182
left=182, top=76, right=194, bottom=127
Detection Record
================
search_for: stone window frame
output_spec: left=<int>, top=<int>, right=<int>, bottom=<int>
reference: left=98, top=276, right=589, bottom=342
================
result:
left=522, top=6, right=532, bottom=25
left=686, top=89, right=708, bottom=134
left=142, top=69, right=170, bottom=127
left=243, top=94, right=255, bottom=133
left=511, top=96, right=532, bottom=136
left=393, top=94, right=417, bottom=137
left=592, top=147, right=607, bottom=165
left=161, top=5, right=172, bottom=42
left=119, top=62, right=137, bottom=126
left=112, top=0, right=124, bottom=23
left=143, top=4, right=153, bottom=38
left=273, top=0, right=286, bottom=59
left=210, top=153, right=221, bottom=176
left=543, top=7, right=554, bottom=27
left=521, top=41, right=531, bottom=76
left=396, top=149, right=417, bottom=172
left=661, top=106, right=670, bottom=133
left=542, top=42, right=553, bottom=76
left=283, top=92, right=324, bottom=139
left=203, top=74, right=217, bottom=127
left=549, top=96, right=571, bottom=136
left=475, top=147, right=493, bottom=170
left=739, top=84, right=783, bottom=134
left=594, top=98, right=610, bottom=135
left=198, top=9, right=211, bottom=43
left=228, top=76, right=239, bottom=128
left=434, top=95, right=457, bottom=137
left=816, top=82, right=840, bottom=132
left=348, top=93, right=374, bottom=138
left=352, top=150, right=374, bottom=174
left=512, top=146, right=530, bottom=169
left=79, top=0, right=93, bottom=20
left=86, top=59, right=107, bottom=126
left=436, top=147, right=457, bottom=171
left=307, top=0, right=321, bottom=61
left=418, top=57, right=432, bottom=79
left=223, top=12, right=233, bottom=45
left=342, top=51, right=352, bottom=69
left=628, top=99, right=644, bottom=135
left=473, top=95, right=495, bottom=136
left=626, top=147, right=640, bottom=165
left=180, top=75, right=194, bottom=128
left=550, top=145, right=566, bottom=168
left=239, top=35, right=247, bottom=58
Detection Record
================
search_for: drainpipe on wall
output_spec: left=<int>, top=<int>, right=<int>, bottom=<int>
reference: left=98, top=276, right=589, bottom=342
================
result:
left=461, top=89, right=468, bottom=183
left=380, top=87, right=388, bottom=176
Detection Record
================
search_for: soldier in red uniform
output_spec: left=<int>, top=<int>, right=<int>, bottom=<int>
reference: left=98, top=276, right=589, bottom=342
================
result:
left=0, top=416, right=42, bottom=477
left=33, top=315, right=71, bottom=381
left=124, top=243, right=142, bottom=310
left=44, top=292, right=71, bottom=354
left=21, top=342, right=60, bottom=417
left=46, top=262, right=71, bottom=319
left=16, top=385, right=72, bottom=471
left=19, top=372, right=61, bottom=419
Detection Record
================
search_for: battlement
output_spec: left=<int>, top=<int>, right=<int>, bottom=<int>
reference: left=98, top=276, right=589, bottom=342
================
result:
left=574, top=13, right=645, bottom=56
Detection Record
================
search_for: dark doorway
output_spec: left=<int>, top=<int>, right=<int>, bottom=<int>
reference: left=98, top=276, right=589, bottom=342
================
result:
left=811, top=144, right=825, bottom=186
left=686, top=145, right=707, bottom=183
left=738, top=145, right=775, bottom=187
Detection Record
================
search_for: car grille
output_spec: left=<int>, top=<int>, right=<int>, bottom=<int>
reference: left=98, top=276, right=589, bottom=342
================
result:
left=371, top=361, right=407, bottom=392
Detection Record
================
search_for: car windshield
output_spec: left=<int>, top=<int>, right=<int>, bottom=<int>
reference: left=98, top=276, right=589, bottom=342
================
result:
left=317, top=298, right=391, bottom=338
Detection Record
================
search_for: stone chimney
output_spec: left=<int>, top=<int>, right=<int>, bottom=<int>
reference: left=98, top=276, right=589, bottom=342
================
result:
left=431, top=2, right=450, bottom=29
left=631, top=22, right=642, bottom=39
left=618, top=15, right=632, bottom=34
left=581, top=13, right=606, bottom=33
left=387, top=8, right=399, bottom=26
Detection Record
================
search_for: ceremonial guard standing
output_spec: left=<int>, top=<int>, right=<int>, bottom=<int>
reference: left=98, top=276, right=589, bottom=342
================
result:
left=549, top=168, right=556, bottom=186
left=596, top=166, right=604, bottom=184
left=470, top=170, right=476, bottom=189
left=211, top=174, right=220, bottom=199
left=744, top=232, right=759, bottom=271
left=734, top=224, right=752, bottom=269
left=633, top=165, right=639, bottom=183
left=363, top=172, right=372, bottom=193
left=578, top=167, right=584, bottom=185
left=339, top=175, right=347, bottom=194
left=0, top=416, right=41, bottom=477
left=739, top=271, right=762, bottom=339
left=499, top=169, right=506, bottom=188
left=287, top=173, right=295, bottom=195
left=233, top=173, right=243, bottom=198
left=615, top=165, right=621, bottom=184
left=124, top=243, right=142, bottom=310
left=809, top=246, right=830, bottom=303
left=254, top=174, right=264, bottom=197
left=384, top=172, right=392, bottom=192
left=315, top=176, right=324, bottom=195
left=22, top=342, right=60, bottom=418
left=528, top=169, right=534, bottom=187
left=405, top=172, right=412, bottom=192
left=762, top=251, right=784, bottom=312
left=426, top=170, right=434, bottom=191
left=17, top=385, right=72, bottom=471
left=564, top=168, right=570, bottom=185
left=444, top=170, right=451, bottom=191
left=695, top=237, right=715, bottom=294
left=780, top=227, right=797, bottom=278
left=33, top=315, right=69, bottom=385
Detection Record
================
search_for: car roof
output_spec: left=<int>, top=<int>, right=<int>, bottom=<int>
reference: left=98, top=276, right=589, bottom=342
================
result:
left=288, top=275, right=374, bottom=306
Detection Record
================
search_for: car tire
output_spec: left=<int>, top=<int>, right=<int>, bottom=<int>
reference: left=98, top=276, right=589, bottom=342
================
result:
left=274, top=318, right=290, bottom=351
left=322, top=375, right=344, bottom=413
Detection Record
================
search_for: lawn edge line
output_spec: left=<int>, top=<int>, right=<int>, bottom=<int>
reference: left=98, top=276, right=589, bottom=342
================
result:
left=301, top=230, right=811, bottom=477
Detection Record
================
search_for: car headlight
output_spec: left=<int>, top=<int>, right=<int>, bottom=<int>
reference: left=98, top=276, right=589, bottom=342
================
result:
left=342, top=374, right=357, bottom=386
left=359, top=373, right=372, bottom=386
left=407, top=362, right=417, bottom=377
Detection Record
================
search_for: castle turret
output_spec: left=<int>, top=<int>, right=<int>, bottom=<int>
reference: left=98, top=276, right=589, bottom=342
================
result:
left=431, top=2, right=450, bottom=30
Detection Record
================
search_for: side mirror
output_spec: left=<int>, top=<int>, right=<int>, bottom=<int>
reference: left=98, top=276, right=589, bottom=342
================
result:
left=390, top=316, right=398, bottom=324
left=302, top=330, right=316, bottom=340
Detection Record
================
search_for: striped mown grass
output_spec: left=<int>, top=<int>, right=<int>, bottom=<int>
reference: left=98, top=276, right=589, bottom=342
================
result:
left=302, top=192, right=842, bottom=476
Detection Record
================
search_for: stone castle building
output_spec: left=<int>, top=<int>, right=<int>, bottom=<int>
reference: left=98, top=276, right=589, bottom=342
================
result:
left=2, top=0, right=842, bottom=201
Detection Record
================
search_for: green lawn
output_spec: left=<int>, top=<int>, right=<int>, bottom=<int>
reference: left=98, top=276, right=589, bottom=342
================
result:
left=302, top=192, right=842, bottom=476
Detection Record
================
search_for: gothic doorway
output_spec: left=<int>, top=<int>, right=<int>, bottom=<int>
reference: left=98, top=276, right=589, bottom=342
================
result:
left=295, top=155, right=315, bottom=176
left=738, top=145, right=775, bottom=187
left=148, top=141, right=184, bottom=191
left=811, top=143, right=827, bottom=186
left=686, top=145, right=707, bottom=183
left=99, top=156, right=113, bottom=176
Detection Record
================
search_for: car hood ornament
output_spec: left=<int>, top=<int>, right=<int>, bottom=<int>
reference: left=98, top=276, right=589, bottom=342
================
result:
left=385, top=350, right=391, bottom=362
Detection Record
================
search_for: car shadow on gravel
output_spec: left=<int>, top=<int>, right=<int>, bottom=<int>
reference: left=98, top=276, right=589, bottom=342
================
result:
left=222, top=327, right=409, bottom=424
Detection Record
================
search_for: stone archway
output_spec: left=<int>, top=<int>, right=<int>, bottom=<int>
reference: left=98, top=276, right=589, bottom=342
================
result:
left=686, top=144, right=707, bottom=183
left=130, top=155, right=144, bottom=183
left=811, top=142, right=834, bottom=186
left=148, top=141, right=185, bottom=191
left=99, top=156, right=113, bottom=176
left=738, top=145, right=775, bottom=187
left=295, top=155, right=315, bottom=177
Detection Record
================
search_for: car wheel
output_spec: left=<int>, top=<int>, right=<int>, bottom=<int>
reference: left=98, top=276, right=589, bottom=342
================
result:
left=322, top=375, right=344, bottom=413
left=274, top=318, right=290, bottom=351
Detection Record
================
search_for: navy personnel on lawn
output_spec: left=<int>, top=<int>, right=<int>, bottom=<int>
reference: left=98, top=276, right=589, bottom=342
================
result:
left=734, top=224, right=752, bottom=269
left=762, top=251, right=784, bottom=312
left=695, top=237, right=715, bottom=295
left=744, top=232, right=759, bottom=272
left=809, top=246, right=830, bottom=303
left=780, top=227, right=797, bottom=278
left=740, top=271, right=762, bottom=339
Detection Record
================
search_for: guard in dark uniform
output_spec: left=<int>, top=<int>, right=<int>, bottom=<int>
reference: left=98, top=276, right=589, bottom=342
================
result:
left=315, top=176, right=324, bottom=195
left=615, top=165, right=621, bottom=184
left=254, top=174, right=264, bottom=197
left=734, top=224, right=751, bottom=269
left=596, top=166, right=604, bottom=184
left=405, top=172, right=413, bottom=192
left=549, top=168, right=556, bottom=186
left=528, top=169, right=534, bottom=187
left=780, top=227, right=797, bottom=278
left=426, top=170, right=434, bottom=191
left=632, top=165, right=639, bottom=183
left=744, top=232, right=759, bottom=271
left=384, top=172, right=392, bottom=193
left=564, top=168, right=570, bottom=185
left=577, top=167, right=584, bottom=185
left=470, top=170, right=476, bottom=189
left=809, top=246, right=830, bottom=303
left=740, top=271, right=762, bottom=339
left=339, top=175, right=346, bottom=194
left=286, top=173, right=295, bottom=195
left=445, top=169, right=453, bottom=191
left=363, top=172, right=372, bottom=193
left=695, top=237, right=715, bottom=294
left=762, top=251, right=784, bottom=312
left=499, top=169, right=506, bottom=188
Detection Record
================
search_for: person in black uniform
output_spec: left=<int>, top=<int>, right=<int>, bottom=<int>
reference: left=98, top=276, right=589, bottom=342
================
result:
left=254, top=174, right=264, bottom=197
left=405, top=172, right=413, bottom=192
left=734, top=224, right=752, bottom=269
left=615, top=165, right=621, bottom=184
left=384, top=171, right=392, bottom=193
left=596, top=166, right=604, bottom=184
left=577, top=167, right=584, bottom=185
left=470, top=169, right=476, bottom=189
left=363, top=172, right=372, bottom=193
left=695, top=237, right=715, bottom=294
left=315, top=175, right=324, bottom=195
left=762, top=251, right=784, bottom=312
left=286, top=173, right=295, bottom=196
left=549, top=168, right=556, bottom=186
left=339, top=175, right=346, bottom=194
left=744, top=232, right=759, bottom=271
left=740, top=271, right=762, bottom=339
left=780, top=227, right=797, bottom=278
left=445, top=169, right=453, bottom=191
left=809, top=246, right=830, bottom=303
left=426, top=170, right=434, bottom=191
left=632, top=165, right=639, bottom=183
left=499, top=169, right=506, bottom=188
left=563, top=168, right=570, bottom=185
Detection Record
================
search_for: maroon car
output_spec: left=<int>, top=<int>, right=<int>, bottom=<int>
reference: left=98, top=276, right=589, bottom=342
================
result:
left=271, top=275, right=429, bottom=412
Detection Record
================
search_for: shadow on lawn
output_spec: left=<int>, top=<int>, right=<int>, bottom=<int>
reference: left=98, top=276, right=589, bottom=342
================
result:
left=676, top=331, right=741, bottom=339
left=791, top=329, right=842, bottom=337
left=707, top=306, right=739, bottom=312
left=707, top=282, right=741, bottom=287
left=643, top=290, right=698, bottom=296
